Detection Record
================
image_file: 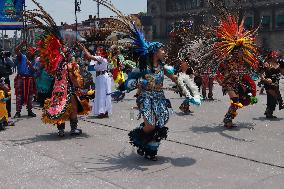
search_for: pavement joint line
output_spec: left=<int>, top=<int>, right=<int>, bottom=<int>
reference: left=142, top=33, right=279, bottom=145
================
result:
left=33, top=107, right=284, bottom=169
left=0, top=136, right=127, bottom=189
left=81, top=118, right=284, bottom=169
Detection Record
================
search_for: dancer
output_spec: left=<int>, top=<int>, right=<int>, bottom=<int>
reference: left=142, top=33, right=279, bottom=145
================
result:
left=78, top=44, right=112, bottom=119
left=0, top=49, right=14, bottom=117
left=213, top=16, right=259, bottom=128
left=112, top=23, right=178, bottom=161
left=260, top=52, right=284, bottom=118
left=0, top=78, right=11, bottom=130
left=24, top=0, right=90, bottom=137
left=14, top=41, right=37, bottom=118
left=42, top=47, right=90, bottom=137
left=177, top=61, right=202, bottom=114
left=109, top=45, right=125, bottom=86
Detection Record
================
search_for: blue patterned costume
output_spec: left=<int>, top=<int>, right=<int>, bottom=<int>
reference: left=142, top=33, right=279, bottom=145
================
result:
left=128, top=63, right=173, bottom=157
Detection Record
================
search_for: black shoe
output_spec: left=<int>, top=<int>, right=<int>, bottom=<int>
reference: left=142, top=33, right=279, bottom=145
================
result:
left=96, top=113, right=106, bottom=119
left=70, top=129, right=82, bottom=136
left=0, top=124, right=5, bottom=131
left=137, top=148, right=144, bottom=156
left=266, top=115, right=277, bottom=119
left=144, top=154, right=158, bottom=161
left=208, top=96, right=214, bottom=101
left=14, top=112, right=21, bottom=118
left=28, top=111, right=37, bottom=117
left=58, top=130, right=65, bottom=137
left=104, top=112, right=109, bottom=118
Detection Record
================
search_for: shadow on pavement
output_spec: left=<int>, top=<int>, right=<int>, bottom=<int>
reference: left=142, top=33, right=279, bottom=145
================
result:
left=190, top=122, right=255, bottom=142
left=4, top=132, right=90, bottom=146
left=72, top=148, right=196, bottom=174
left=253, top=116, right=284, bottom=121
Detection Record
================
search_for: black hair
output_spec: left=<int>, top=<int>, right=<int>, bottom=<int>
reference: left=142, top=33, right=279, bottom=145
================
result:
left=138, top=52, right=155, bottom=72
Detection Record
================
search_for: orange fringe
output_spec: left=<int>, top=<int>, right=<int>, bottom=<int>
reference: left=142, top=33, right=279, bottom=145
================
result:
left=42, top=99, right=91, bottom=125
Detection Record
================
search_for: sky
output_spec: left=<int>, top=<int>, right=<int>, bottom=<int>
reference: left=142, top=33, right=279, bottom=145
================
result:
left=4, top=0, right=147, bottom=36
left=26, top=0, right=148, bottom=24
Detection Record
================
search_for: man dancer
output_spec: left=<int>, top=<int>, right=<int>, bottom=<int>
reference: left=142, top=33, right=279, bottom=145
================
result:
left=14, top=41, right=37, bottom=118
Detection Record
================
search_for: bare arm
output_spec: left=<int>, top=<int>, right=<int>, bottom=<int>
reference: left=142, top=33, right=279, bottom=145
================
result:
left=15, top=41, right=26, bottom=56
left=165, top=72, right=178, bottom=83
left=77, top=42, right=98, bottom=62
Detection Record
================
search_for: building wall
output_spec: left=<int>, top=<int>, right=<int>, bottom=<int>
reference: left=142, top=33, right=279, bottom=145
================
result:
left=148, top=0, right=284, bottom=50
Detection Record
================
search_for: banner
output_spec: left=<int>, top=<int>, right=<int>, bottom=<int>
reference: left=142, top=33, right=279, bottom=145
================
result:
left=0, top=0, right=25, bottom=30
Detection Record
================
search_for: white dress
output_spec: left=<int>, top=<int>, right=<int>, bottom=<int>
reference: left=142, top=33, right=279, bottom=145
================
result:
left=92, top=56, right=112, bottom=115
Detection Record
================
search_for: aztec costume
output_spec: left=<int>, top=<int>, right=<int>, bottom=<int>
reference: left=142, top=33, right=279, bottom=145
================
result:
left=114, top=25, right=175, bottom=160
left=0, top=79, right=11, bottom=130
left=108, top=47, right=125, bottom=85
left=24, top=0, right=90, bottom=136
left=14, top=45, right=37, bottom=118
left=92, top=53, right=112, bottom=117
left=34, top=55, right=55, bottom=107
left=176, top=65, right=202, bottom=114
left=96, top=0, right=177, bottom=160
left=260, top=52, right=284, bottom=118
left=79, top=46, right=112, bottom=118
left=0, top=54, right=13, bottom=117
left=213, top=16, right=259, bottom=128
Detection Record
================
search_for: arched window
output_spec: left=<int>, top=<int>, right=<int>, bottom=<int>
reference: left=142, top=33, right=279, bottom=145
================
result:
left=277, top=14, right=284, bottom=27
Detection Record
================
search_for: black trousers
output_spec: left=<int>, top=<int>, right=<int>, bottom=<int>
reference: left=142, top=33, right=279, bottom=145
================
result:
left=267, top=92, right=277, bottom=113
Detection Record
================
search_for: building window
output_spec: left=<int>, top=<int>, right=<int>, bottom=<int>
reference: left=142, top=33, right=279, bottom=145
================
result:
left=152, top=25, right=157, bottom=38
left=276, top=14, right=284, bottom=27
left=261, top=16, right=271, bottom=30
left=244, top=17, right=253, bottom=29
left=166, top=0, right=202, bottom=12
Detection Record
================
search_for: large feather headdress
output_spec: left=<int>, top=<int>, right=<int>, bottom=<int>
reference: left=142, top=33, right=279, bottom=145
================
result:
left=214, top=15, right=259, bottom=68
left=97, top=0, right=163, bottom=57
left=23, top=0, right=63, bottom=75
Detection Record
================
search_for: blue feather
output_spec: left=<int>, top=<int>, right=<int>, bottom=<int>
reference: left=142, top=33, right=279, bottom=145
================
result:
left=130, top=23, right=149, bottom=56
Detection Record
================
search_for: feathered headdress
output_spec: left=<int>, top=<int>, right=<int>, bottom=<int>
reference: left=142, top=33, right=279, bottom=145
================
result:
left=23, top=0, right=63, bottom=75
left=214, top=15, right=259, bottom=68
left=97, top=0, right=163, bottom=57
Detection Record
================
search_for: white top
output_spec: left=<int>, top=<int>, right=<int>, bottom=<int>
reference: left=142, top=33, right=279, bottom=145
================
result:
left=93, top=56, right=108, bottom=71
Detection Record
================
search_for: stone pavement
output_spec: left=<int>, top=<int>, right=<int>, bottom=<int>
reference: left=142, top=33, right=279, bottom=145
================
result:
left=0, top=78, right=284, bottom=189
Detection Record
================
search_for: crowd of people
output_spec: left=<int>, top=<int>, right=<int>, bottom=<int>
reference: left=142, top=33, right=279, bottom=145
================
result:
left=0, top=0, right=284, bottom=161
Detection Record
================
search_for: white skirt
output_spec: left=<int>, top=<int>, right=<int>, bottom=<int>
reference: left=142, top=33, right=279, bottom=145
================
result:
left=92, top=73, right=112, bottom=115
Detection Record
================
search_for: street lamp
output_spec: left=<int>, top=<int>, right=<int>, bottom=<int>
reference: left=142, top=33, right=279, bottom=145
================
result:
left=75, top=0, right=82, bottom=40
left=94, top=0, right=100, bottom=18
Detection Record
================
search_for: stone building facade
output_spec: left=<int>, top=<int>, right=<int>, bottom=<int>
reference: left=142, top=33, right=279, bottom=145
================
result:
left=147, top=0, right=284, bottom=51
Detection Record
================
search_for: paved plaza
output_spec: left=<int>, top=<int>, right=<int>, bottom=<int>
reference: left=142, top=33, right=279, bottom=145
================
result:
left=0, top=78, right=284, bottom=189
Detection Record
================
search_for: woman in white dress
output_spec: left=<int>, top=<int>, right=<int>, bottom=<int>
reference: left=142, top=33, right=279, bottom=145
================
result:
left=79, top=43, right=112, bottom=118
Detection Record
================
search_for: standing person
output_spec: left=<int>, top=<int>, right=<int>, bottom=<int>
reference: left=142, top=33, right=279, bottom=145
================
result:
left=109, top=45, right=125, bottom=86
left=0, top=78, right=12, bottom=130
left=14, top=41, right=37, bottom=118
left=35, top=62, right=54, bottom=107
left=201, top=67, right=214, bottom=100
left=177, top=61, right=202, bottom=114
left=260, top=52, right=284, bottom=118
left=0, top=49, right=14, bottom=117
left=78, top=44, right=112, bottom=119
